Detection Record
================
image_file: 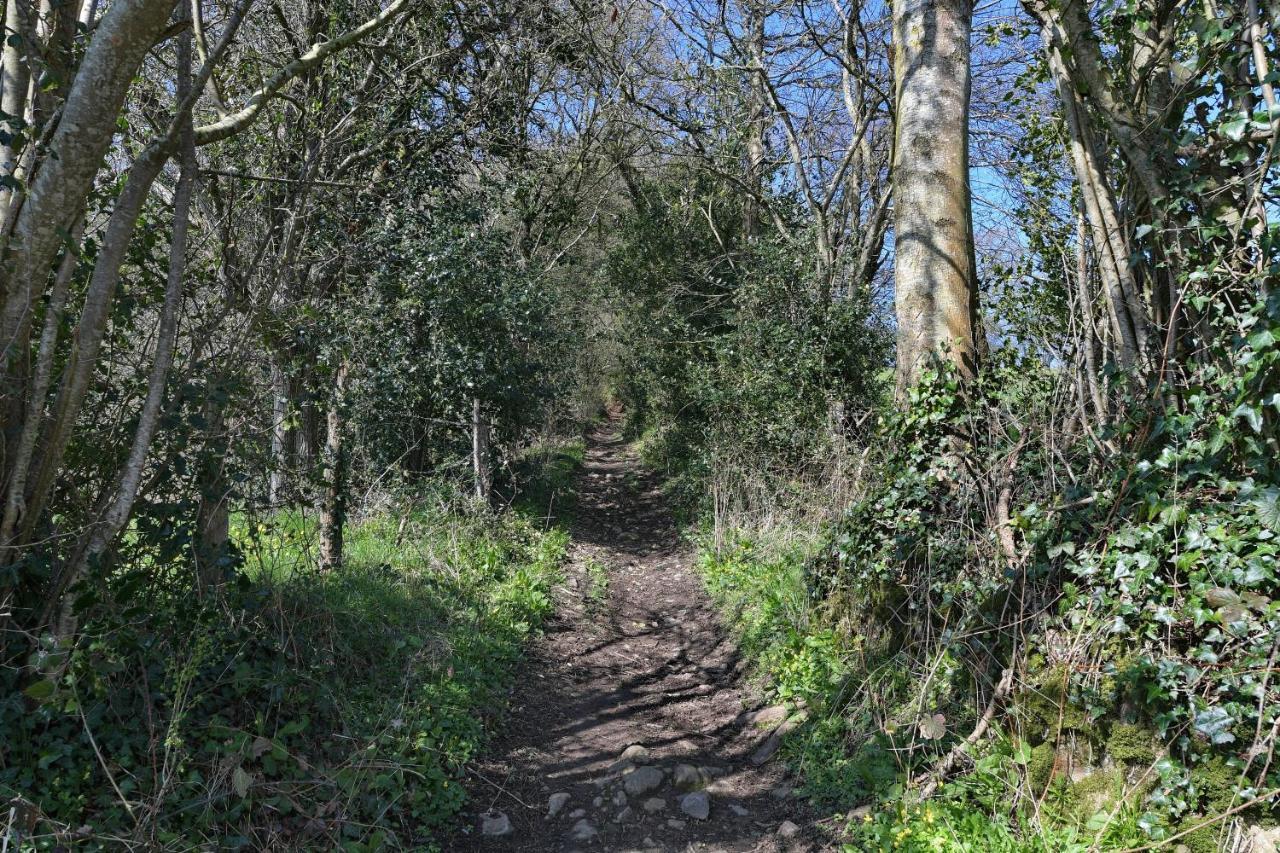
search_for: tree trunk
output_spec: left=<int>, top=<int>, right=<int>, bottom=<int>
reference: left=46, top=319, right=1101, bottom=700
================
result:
left=472, top=396, right=491, bottom=502
left=742, top=0, right=766, bottom=240
left=269, top=358, right=291, bottom=506
left=318, top=361, right=349, bottom=571
left=891, top=0, right=980, bottom=392
left=195, top=383, right=231, bottom=588
left=45, top=19, right=195, bottom=637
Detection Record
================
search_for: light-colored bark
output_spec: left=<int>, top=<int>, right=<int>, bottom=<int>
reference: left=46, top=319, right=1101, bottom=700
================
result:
left=1047, top=41, right=1150, bottom=371
left=891, top=0, right=980, bottom=391
left=0, top=0, right=176, bottom=382
left=472, top=396, right=492, bottom=502
left=318, top=362, right=348, bottom=572
left=193, top=0, right=414, bottom=146
left=48, top=22, right=197, bottom=635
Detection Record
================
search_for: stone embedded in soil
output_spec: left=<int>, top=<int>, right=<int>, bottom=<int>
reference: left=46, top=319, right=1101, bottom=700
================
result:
left=569, top=819, right=598, bottom=841
left=623, top=765, right=664, bottom=795
left=778, top=820, right=801, bottom=838
left=752, top=704, right=789, bottom=728
left=729, top=803, right=749, bottom=817
left=547, top=792, right=570, bottom=817
left=614, top=806, right=635, bottom=823
left=568, top=808, right=586, bottom=819
left=672, top=763, right=711, bottom=791
left=480, top=809, right=511, bottom=836
left=679, top=790, right=711, bottom=820
left=751, top=711, right=809, bottom=765
left=666, top=819, right=686, bottom=829
left=619, top=744, right=651, bottom=763
left=642, top=797, right=666, bottom=813
left=612, top=789, right=628, bottom=806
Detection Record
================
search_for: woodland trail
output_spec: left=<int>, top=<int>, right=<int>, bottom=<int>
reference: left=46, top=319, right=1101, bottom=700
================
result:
left=449, top=421, right=829, bottom=852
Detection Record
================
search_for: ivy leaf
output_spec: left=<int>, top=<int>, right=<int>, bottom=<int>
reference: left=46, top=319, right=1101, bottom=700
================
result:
left=23, top=679, right=56, bottom=702
left=1220, top=116, right=1249, bottom=142
left=1233, top=404, right=1263, bottom=433
left=1193, top=707, right=1236, bottom=744
left=1252, top=488, right=1280, bottom=533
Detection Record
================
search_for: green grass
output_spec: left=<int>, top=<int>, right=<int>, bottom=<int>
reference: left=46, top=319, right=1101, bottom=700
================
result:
left=5, top=474, right=573, bottom=850
left=509, top=438, right=585, bottom=526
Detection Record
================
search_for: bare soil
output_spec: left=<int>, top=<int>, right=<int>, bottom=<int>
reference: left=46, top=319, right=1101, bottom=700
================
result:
left=448, top=423, right=834, bottom=852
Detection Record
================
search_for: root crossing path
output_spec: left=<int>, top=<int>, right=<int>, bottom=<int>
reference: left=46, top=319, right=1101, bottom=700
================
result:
left=452, top=425, right=829, bottom=852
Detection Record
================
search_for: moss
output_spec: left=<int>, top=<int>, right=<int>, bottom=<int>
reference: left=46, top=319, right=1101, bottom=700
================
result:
left=1191, top=755, right=1241, bottom=814
left=1028, top=742, right=1057, bottom=794
left=1175, top=817, right=1229, bottom=853
left=1063, top=768, right=1125, bottom=826
left=1106, top=723, right=1157, bottom=766
left=1019, top=665, right=1092, bottom=740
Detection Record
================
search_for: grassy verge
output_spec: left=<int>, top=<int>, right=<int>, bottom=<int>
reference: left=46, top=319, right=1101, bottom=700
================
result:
left=696, top=535, right=1116, bottom=852
left=4, top=463, right=578, bottom=850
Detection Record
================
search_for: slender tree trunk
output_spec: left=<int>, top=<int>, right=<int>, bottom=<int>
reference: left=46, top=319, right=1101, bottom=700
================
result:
left=318, top=361, right=348, bottom=572
left=1045, top=37, right=1151, bottom=372
left=1075, top=212, right=1108, bottom=425
left=472, top=396, right=491, bottom=502
left=891, top=0, right=980, bottom=392
left=196, top=383, right=231, bottom=588
left=269, top=358, right=290, bottom=506
left=45, top=17, right=195, bottom=637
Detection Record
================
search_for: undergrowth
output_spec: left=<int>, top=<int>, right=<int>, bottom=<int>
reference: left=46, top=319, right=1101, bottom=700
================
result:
left=693, top=295, right=1280, bottom=850
left=3, top=458, right=576, bottom=850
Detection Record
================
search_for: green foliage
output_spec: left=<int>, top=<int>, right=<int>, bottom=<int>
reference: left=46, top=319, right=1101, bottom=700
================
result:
left=605, top=169, right=890, bottom=515
left=2, top=497, right=566, bottom=849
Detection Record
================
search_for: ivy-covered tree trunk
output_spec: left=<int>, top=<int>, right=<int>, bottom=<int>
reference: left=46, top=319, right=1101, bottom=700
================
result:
left=891, top=0, right=979, bottom=392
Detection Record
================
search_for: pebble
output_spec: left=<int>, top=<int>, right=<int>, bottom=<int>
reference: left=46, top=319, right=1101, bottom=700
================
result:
left=569, top=819, right=598, bottom=841
left=666, top=819, right=686, bottom=829
left=480, top=809, right=511, bottom=836
left=672, top=763, right=710, bottom=791
left=614, top=806, right=634, bottom=823
left=642, top=797, right=666, bottom=813
left=679, top=790, right=710, bottom=820
left=547, top=792, right=570, bottom=817
left=568, top=808, right=586, bottom=819
left=729, top=803, right=749, bottom=817
left=623, top=765, right=664, bottom=795
left=778, top=820, right=801, bottom=838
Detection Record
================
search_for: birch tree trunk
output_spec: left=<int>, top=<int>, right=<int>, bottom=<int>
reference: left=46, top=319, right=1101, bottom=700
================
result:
left=891, top=0, right=980, bottom=392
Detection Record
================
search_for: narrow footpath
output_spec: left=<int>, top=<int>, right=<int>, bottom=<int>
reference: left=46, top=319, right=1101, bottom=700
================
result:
left=451, top=422, right=829, bottom=852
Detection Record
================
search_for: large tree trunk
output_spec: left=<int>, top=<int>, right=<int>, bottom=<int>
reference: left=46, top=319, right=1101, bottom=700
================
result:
left=742, top=0, right=766, bottom=240
left=891, top=0, right=980, bottom=392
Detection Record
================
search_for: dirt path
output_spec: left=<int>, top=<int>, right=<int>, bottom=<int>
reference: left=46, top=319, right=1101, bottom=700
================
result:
left=450, top=423, right=830, bottom=852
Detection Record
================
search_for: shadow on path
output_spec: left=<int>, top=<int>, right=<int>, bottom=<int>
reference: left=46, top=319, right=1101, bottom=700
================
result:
left=447, top=419, right=830, bottom=852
